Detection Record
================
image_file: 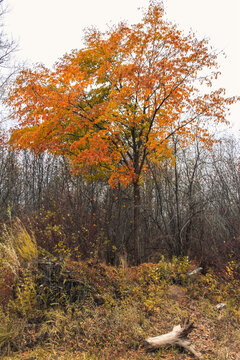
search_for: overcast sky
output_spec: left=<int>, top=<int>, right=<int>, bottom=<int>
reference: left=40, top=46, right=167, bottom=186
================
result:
left=5, top=0, right=240, bottom=132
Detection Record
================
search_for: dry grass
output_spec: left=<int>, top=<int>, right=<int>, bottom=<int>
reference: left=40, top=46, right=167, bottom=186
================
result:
left=0, top=254, right=239, bottom=359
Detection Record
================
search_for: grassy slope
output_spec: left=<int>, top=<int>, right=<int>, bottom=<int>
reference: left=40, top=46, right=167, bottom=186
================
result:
left=1, top=257, right=239, bottom=360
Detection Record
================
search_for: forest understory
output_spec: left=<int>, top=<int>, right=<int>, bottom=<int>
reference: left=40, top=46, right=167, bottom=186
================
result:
left=0, top=219, right=239, bottom=360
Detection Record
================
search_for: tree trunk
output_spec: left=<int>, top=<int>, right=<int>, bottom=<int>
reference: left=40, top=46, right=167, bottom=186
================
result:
left=132, top=180, right=144, bottom=264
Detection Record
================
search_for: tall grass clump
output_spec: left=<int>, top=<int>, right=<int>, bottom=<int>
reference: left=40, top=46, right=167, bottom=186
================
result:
left=0, top=217, right=38, bottom=270
left=0, top=218, right=39, bottom=353
left=0, top=218, right=38, bottom=309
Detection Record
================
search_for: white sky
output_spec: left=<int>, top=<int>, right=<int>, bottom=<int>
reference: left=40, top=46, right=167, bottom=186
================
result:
left=4, top=0, right=240, bottom=132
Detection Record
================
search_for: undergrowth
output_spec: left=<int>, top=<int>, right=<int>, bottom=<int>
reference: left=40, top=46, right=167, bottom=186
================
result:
left=0, top=219, right=239, bottom=359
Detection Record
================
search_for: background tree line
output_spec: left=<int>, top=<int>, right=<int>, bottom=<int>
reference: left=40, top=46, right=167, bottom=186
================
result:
left=0, top=131, right=239, bottom=268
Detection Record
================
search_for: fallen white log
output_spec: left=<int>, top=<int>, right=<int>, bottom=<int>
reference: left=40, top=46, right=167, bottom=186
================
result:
left=144, top=319, right=202, bottom=359
left=215, top=303, right=226, bottom=310
left=188, top=267, right=203, bottom=276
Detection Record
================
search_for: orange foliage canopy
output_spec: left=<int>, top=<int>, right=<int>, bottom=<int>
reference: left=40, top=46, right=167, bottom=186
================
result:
left=7, top=1, right=237, bottom=187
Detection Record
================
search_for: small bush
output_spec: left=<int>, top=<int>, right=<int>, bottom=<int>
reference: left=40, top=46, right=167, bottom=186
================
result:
left=9, top=272, right=38, bottom=318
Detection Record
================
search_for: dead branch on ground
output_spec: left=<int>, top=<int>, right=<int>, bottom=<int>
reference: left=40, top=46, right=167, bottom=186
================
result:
left=144, top=319, right=202, bottom=359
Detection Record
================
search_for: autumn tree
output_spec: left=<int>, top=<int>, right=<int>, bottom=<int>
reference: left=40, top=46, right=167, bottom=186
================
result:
left=7, top=1, right=237, bottom=263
